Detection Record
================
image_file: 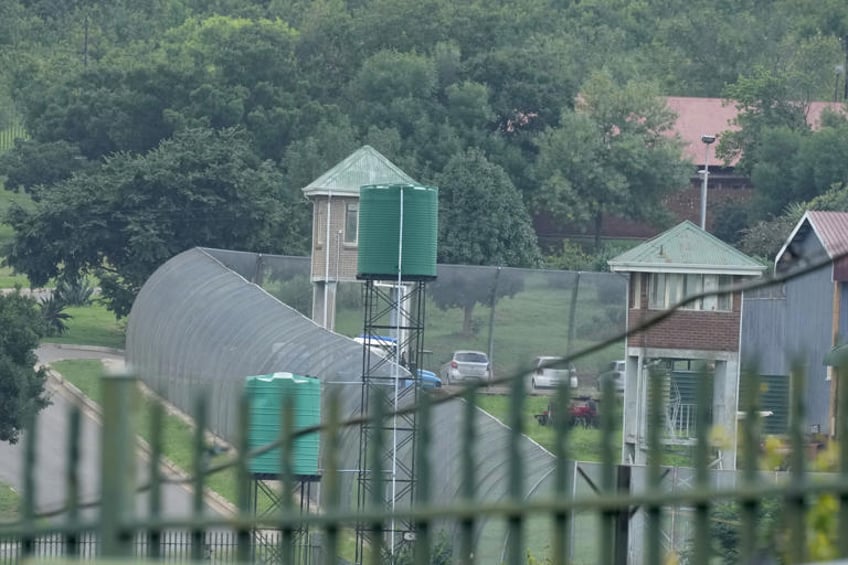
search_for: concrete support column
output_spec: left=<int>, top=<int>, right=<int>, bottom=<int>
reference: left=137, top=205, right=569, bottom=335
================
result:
left=312, top=281, right=337, bottom=331
left=622, top=353, right=643, bottom=465
left=713, top=358, right=739, bottom=469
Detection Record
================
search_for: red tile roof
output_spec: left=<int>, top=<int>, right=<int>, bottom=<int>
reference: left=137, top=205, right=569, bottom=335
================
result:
left=665, top=97, right=845, bottom=166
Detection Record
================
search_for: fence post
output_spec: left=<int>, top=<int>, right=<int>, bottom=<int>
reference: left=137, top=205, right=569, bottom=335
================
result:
left=100, top=369, right=137, bottom=558
left=614, top=465, right=631, bottom=565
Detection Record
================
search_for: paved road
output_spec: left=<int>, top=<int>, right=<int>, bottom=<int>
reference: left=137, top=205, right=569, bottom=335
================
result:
left=0, top=344, right=224, bottom=521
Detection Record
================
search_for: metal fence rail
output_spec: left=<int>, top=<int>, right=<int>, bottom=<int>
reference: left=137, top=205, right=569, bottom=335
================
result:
left=2, top=359, right=848, bottom=564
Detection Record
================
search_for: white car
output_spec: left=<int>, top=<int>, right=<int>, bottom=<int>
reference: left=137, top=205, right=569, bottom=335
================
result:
left=440, top=350, right=492, bottom=384
left=528, top=356, right=578, bottom=391
left=596, top=360, right=626, bottom=393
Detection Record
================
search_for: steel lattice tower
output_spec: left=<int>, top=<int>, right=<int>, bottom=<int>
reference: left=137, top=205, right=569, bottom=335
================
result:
left=354, top=279, right=428, bottom=563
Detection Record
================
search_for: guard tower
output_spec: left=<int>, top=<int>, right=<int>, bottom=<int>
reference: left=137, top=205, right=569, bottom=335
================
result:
left=354, top=184, right=438, bottom=563
left=301, top=146, right=417, bottom=331
left=608, top=221, right=765, bottom=469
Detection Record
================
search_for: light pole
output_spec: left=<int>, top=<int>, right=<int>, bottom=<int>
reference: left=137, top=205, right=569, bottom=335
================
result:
left=699, top=134, right=716, bottom=230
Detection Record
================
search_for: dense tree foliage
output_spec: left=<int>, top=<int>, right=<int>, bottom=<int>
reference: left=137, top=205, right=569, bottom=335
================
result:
left=0, top=290, right=49, bottom=444
left=1, top=0, right=848, bottom=311
left=534, top=73, right=691, bottom=246
left=5, top=127, right=305, bottom=316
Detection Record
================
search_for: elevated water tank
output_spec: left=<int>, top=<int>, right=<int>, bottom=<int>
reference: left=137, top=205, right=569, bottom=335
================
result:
left=245, top=372, right=321, bottom=476
left=357, top=184, right=438, bottom=280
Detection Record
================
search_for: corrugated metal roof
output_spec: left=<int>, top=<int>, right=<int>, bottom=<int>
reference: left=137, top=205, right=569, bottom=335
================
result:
left=806, top=211, right=848, bottom=258
left=608, top=220, right=766, bottom=275
left=301, top=145, right=417, bottom=196
left=775, top=210, right=848, bottom=280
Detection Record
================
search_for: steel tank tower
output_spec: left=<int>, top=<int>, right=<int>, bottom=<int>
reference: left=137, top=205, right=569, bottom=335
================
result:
left=354, top=184, right=438, bottom=563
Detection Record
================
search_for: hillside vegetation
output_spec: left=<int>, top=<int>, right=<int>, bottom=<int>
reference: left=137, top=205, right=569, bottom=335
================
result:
left=0, top=0, right=847, bottom=315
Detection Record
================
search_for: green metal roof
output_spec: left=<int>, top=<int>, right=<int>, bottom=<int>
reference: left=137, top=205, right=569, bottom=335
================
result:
left=608, top=220, right=766, bottom=275
left=301, top=145, right=417, bottom=197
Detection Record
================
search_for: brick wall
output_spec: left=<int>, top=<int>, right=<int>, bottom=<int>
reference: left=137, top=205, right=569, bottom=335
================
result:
left=310, top=195, right=360, bottom=281
left=628, top=273, right=742, bottom=352
left=535, top=175, right=754, bottom=245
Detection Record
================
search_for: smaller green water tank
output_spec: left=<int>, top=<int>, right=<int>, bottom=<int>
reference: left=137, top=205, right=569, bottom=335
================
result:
left=357, top=184, right=438, bottom=280
left=245, top=373, right=321, bottom=477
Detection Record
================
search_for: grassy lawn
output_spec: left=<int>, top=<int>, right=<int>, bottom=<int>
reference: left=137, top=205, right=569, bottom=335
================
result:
left=43, top=303, right=125, bottom=350
left=0, top=265, right=30, bottom=288
left=53, top=360, right=241, bottom=505
left=475, top=394, right=623, bottom=462
left=0, top=482, right=19, bottom=523
left=332, top=273, right=626, bottom=382
left=51, top=358, right=361, bottom=557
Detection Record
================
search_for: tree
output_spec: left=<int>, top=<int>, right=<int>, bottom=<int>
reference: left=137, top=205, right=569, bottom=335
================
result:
left=0, top=139, right=89, bottom=193
left=740, top=182, right=848, bottom=259
left=533, top=72, right=690, bottom=247
left=434, top=148, right=539, bottom=268
left=0, top=290, right=49, bottom=444
left=739, top=109, right=848, bottom=217
left=4, top=127, right=308, bottom=317
left=429, top=149, right=539, bottom=335
left=429, top=265, right=525, bottom=337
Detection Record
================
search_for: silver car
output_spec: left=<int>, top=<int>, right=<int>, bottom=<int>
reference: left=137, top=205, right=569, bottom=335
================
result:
left=528, top=356, right=578, bottom=391
left=441, top=350, right=492, bottom=384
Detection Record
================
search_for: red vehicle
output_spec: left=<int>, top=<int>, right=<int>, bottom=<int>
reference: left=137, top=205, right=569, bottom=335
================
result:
left=535, top=396, right=599, bottom=428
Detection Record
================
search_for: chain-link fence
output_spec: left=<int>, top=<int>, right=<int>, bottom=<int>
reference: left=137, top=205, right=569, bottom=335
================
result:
left=125, top=247, right=628, bottom=562
left=204, top=249, right=626, bottom=382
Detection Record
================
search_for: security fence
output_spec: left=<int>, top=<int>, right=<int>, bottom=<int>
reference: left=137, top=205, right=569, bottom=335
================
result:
left=4, top=247, right=848, bottom=563
left=205, top=248, right=627, bottom=381
left=2, top=360, right=848, bottom=564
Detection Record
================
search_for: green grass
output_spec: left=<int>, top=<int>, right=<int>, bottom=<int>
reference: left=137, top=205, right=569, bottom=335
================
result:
left=0, top=481, right=19, bottom=523
left=43, top=303, right=125, bottom=350
left=52, top=359, right=269, bottom=511
left=333, top=273, right=626, bottom=382
left=51, top=359, right=362, bottom=561
left=475, top=394, right=623, bottom=462
left=0, top=265, right=30, bottom=288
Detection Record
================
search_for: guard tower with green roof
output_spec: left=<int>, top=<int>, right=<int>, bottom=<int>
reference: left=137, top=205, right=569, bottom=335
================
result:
left=608, top=220, right=765, bottom=468
left=302, top=145, right=418, bottom=329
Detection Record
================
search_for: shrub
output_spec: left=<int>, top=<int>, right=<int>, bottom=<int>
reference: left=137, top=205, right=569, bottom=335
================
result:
left=54, top=275, right=95, bottom=306
left=40, top=295, right=71, bottom=336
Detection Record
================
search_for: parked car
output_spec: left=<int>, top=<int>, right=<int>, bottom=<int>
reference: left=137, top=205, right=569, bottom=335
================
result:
left=596, top=360, right=626, bottom=393
left=440, top=350, right=492, bottom=384
left=410, top=369, right=442, bottom=390
left=528, top=356, right=578, bottom=390
left=353, top=335, right=442, bottom=389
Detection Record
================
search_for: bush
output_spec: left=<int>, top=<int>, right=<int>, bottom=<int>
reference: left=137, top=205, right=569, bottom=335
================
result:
left=39, top=295, right=71, bottom=336
left=54, top=275, right=95, bottom=306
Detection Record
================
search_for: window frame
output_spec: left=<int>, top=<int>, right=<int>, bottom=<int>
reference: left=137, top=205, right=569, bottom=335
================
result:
left=344, top=202, right=359, bottom=245
left=648, top=273, right=732, bottom=312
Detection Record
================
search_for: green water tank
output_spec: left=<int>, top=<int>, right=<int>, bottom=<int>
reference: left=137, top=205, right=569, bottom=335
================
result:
left=357, top=184, right=438, bottom=280
left=245, top=373, right=321, bottom=476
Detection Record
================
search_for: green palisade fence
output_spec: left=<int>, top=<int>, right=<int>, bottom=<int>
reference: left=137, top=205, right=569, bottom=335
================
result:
left=2, top=362, right=848, bottom=563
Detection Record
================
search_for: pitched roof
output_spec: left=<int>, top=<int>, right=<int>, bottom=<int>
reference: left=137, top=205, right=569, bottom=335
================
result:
left=301, top=145, right=417, bottom=196
left=608, top=220, right=766, bottom=275
left=665, top=97, right=845, bottom=166
left=775, top=211, right=848, bottom=278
